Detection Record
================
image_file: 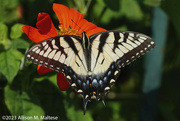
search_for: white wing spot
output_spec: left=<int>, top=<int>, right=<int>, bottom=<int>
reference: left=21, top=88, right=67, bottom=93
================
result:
left=105, top=87, right=110, bottom=91
left=71, top=83, right=76, bottom=87
left=151, top=41, right=155, bottom=45
left=85, top=95, right=89, bottom=99
left=67, top=75, right=71, bottom=80
left=122, top=63, right=125, bottom=67
left=114, top=70, right=119, bottom=76
left=77, top=89, right=83, bottom=93
left=110, top=79, right=115, bottom=84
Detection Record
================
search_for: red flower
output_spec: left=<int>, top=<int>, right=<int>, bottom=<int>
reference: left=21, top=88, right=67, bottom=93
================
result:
left=22, top=3, right=106, bottom=91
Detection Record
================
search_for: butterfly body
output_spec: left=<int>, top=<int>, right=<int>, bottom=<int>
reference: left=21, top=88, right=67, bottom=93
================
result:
left=26, top=31, right=155, bottom=113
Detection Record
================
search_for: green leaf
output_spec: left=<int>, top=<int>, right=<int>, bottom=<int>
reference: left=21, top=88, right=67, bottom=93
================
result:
left=104, top=0, right=120, bottom=11
left=5, top=85, right=44, bottom=120
left=0, top=23, right=10, bottom=49
left=92, top=2, right=120, bottom=24
left=0, top=0, right=19, bottom=23
left=144, top=0, right=161, bottom=7
left=97, top=0, right=106, bottom=6
left=63, top=99, right=93, bottom=121
left=10, top=24, right=24, bottom=39
left=92, top=0, right=143, bottom=25
left=161, top=0, right=180, bottom=39
left=114, top=25, right=128, bottom=31
left=121, top=0, right=143, bottom=20
left=11, top=39, right=29, bottom=49
left=161, top=0, right=180, bottom=66
left=0, top=49, right=23, bottom=83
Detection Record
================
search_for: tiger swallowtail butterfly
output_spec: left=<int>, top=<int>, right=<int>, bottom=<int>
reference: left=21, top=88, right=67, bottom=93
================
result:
left=26, top=31, right=155, bottom=114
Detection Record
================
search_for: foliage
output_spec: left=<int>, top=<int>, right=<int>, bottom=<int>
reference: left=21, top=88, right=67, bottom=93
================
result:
left=0, top=0, right=180, bottom=121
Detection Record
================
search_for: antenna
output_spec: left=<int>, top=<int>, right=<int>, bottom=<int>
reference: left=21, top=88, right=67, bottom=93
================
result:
left=71, top=19, right=85, bottom=33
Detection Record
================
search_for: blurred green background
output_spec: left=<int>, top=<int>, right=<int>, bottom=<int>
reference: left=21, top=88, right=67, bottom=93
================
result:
left=0, top=0, right=180, bottom=121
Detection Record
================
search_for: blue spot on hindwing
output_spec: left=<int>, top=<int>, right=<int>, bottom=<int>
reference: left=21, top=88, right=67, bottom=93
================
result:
left=103, top=77, right=108, bottom=83
left=92, top=79, right=98, bottom=88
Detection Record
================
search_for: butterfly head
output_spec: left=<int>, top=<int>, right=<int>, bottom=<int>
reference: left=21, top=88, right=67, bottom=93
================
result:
left=82, top=32, right=90, bottom=50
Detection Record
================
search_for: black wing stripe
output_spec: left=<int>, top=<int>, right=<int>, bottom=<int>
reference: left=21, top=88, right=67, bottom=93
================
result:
left=98, top=32, right=109, bottom=52
left=63, top=36, right=79, bottom=55
left=112, top=32, right=120, bottom=51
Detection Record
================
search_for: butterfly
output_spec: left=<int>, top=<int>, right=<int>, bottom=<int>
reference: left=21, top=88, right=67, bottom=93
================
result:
left=26, top=30, right=155, bottom=114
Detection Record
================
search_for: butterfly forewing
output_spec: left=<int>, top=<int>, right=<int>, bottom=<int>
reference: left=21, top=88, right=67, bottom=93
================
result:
left=90, top=31, right=155, bottom=69
left=26, top=35, right=88, bottom=75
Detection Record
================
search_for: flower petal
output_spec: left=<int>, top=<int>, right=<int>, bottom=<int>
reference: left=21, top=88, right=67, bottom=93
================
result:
left=22, top=13, right=57, bottom=43
left=22, top=25, right=50, bottom=43
left=76, top=19, right=95, bottom=35
left=53, top=3, right=70, bottom=28
left=57, top=72, right=70, bottom=91
left=86, top=27, right=107, bottom=37
left=71, top=17, right=106, bottom=37
left=52, top=3, right=106, bottom=37
left=37, top=65, right=52, bottom=75
left=36, top=12, right=57, bottom=37
left=69, top=8, right=85, bottom=30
